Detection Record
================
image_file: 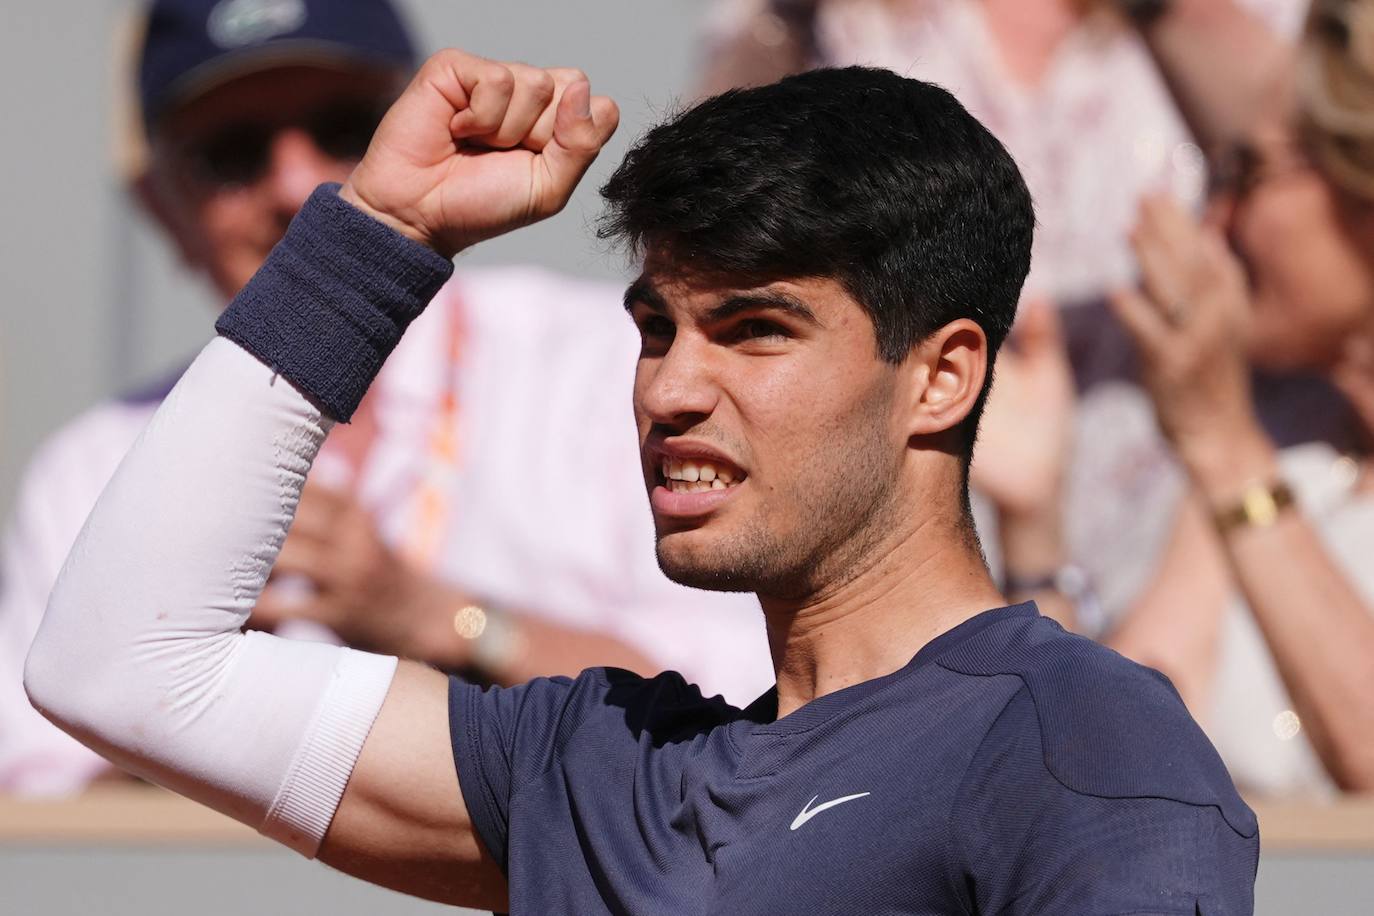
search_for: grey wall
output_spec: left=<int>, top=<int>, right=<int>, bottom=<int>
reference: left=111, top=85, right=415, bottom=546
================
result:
left=0, top=0, right=704, bottom=522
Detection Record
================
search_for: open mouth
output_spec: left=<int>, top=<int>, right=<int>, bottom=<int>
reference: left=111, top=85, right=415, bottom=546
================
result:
left=659, top=457, right=747, bottom=494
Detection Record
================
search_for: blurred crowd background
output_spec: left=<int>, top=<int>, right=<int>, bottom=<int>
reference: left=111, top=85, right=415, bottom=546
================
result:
left=2, top=0, right=1373, bottom=811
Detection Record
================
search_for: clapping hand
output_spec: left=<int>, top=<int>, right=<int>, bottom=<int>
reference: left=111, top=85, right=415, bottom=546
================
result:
left=340, top=49, right=620, bottom=257
left=1110, top=194, right=1266, bottom=484
left=252, top=482, right=450, bottom=659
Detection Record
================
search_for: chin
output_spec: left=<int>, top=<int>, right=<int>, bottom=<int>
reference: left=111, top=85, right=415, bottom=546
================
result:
left=654, top=534, right=761, bottom=593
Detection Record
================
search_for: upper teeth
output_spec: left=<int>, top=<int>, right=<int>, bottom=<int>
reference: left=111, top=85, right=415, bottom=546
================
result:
left=663, top=458, right=739, bottom=491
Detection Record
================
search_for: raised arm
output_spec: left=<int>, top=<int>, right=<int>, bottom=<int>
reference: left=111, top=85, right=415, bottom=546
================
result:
left=23, top=48, right=617, bottom=907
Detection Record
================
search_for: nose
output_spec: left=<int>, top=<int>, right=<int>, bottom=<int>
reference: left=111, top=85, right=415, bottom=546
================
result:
left=637, top=334, right=720, bottom=430
left=261, top=127, right=351, bottom=220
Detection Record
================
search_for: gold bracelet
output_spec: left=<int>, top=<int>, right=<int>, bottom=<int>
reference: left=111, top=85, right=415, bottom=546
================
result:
left=1212, top=479, right=1295, bottom=534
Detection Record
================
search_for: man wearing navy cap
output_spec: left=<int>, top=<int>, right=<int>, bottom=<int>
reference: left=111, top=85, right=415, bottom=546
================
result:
left=28, top=36, right=1258, bottom=916
left=1, top=0, right=773, bottom=795
left=0, top=0, right=423, bottom=795
left=136, top=0, right=414, bottom=302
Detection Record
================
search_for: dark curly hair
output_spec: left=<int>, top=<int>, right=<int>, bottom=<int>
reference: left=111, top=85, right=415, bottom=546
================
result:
left=600, top=66, right=1034, bottom=466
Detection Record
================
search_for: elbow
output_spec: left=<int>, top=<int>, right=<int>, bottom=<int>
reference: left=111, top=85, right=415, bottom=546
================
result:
left=24, top=621, right=138, bottom=761
left=23, top=605, right=116, bottom=737
left=23, top=629, right=67, bottom=727
left=25, top=552, right=143, bottom=737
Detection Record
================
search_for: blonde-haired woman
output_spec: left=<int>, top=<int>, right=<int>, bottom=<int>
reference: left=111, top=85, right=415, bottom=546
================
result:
left=697, top=0, right=1302, bottom=308
left=1112, top=0, right=1374, bottom=794
left=697, top=0, right=1314, bottom=643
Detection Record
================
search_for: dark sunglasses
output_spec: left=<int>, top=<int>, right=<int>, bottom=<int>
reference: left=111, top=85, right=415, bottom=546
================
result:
left=168, top=100, right=390, bottom=188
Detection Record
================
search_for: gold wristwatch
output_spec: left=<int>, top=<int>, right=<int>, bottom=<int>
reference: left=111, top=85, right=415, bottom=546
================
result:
left=1213, top=479, right=1295, bottom=533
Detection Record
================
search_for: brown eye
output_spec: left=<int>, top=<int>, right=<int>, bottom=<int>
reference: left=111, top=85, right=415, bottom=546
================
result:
left=734, top=319, right=788, bottom=341
left=635, top=315, right=675, bottom=356
left=638, top=315, right=675, bottom=339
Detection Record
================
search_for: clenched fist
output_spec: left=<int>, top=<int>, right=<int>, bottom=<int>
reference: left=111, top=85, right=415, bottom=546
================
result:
left=339, top=49, right=620, bottom=257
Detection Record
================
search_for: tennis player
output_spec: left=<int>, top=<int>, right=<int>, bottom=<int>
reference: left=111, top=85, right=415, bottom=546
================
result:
left=27, top=47, right=1257, bottom=914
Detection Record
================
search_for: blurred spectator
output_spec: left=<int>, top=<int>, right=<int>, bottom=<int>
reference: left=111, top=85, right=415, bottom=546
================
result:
left=699, top=0, right=1305, bottom=308
left=696, top=0, right=1374, bottom=796
left=697, top=0, right=1321, bottom=633
left=984, top=0, right=1374, bottom=794
left=0, top=0, right=770, bottom=796
left=1103, top=0, right=1374, bottom=794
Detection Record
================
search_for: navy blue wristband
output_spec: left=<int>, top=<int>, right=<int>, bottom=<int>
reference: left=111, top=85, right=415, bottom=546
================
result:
left=215, top=183, right=454, bottom=421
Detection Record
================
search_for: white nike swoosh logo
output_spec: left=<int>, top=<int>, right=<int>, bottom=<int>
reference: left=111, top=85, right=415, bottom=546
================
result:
left=789, top=792, right=872, bottom=831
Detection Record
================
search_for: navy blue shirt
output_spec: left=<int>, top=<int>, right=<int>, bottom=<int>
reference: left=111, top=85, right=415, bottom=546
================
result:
left=450, top=603, right=1256, bottom=914
left=218, top=188, right=1258, bottom=915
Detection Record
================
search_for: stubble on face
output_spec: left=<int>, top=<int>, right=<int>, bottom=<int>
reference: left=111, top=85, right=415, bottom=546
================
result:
left=654, top=356, right=906, bottom=602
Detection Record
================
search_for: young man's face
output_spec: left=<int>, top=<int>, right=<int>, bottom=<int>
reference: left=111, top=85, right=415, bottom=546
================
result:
left=628, top=259, right=913, bottom=598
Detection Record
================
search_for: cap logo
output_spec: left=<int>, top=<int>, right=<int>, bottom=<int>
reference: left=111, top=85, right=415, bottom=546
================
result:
left=207, top=0, right=307, bottom=49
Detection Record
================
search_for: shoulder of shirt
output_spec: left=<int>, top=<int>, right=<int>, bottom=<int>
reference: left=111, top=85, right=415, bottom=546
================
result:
left=936, top=612, right=1257, bottom=837
left=572, top=667, right=741, bottom=741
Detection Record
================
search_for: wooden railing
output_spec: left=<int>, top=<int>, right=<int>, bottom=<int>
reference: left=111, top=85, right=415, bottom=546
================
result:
left=1248, top=795, right=1374, bottom=851
left=0, top=786, right=262, bottom=845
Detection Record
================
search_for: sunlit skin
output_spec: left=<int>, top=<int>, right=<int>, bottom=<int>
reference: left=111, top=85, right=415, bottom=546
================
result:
left=626, top=256, right=1006, bottom=714
left=1220, top=123, right=1374, bottom=371
left=145, top=65, right=403, bottom=298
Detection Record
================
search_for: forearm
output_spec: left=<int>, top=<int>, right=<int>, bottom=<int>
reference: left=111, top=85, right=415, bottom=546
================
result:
left=405, top=581, right=658, bottom=684
left=998, top=506, right=1077, bottom=630
left=486, top=613, right=658, bottom=685
left=1131, top=0, right=1293, bottom=151
left=1226, top=514, right=1374, bottom=788
left=1104, top=497, right=1230, bottom=717
left=24, top=185, right=453, bottom=849
left=1188, top=433, right=1374, bottom=789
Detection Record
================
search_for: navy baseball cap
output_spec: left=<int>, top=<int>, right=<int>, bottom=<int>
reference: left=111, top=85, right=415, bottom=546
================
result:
left=138, top=0, right=418, bottom=131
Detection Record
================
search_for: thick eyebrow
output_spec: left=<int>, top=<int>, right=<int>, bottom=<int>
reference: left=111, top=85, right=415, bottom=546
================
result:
left=704, top=291, right=819, bottom=326
left=622, top=279, right=821, bottom=326
left=623, top=278, right=666, bottom=314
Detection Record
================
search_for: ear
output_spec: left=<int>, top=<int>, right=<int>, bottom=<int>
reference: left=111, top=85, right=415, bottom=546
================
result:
left=901, top=319, right=989, bottom=439
left=131, top=168, right=207, bottom=270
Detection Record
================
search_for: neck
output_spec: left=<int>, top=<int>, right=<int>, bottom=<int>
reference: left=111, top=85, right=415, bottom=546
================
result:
left=760, top=511, right=1005, bottom=719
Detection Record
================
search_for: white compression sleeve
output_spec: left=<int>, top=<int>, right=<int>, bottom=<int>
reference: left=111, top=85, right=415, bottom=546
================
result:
left=24, top=337, right=396, bottom=856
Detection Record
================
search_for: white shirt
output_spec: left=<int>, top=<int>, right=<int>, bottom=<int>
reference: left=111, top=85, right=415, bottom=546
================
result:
left=1207, top=443, right=1374, bottom=797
